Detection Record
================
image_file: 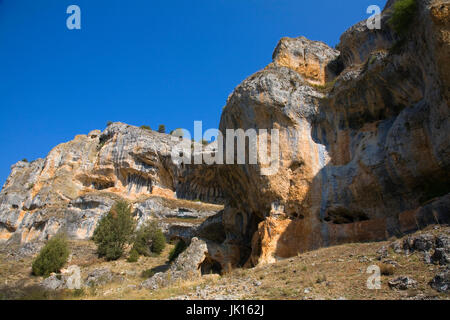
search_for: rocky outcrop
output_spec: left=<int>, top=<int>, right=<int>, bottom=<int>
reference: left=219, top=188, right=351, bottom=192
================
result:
left=202, top=0, right=450, bottom=268
left=271, top=36, right=341, bottom=85
left=141, top=237, right=219, bottom=290
left=388, top=276, right=418, bottom=290
left=429, top=268, right=449, bottom=292
left=0, top=123, right=223, bottom=243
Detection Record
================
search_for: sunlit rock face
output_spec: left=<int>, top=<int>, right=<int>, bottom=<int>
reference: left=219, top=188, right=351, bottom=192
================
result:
left=0, top=123, right=224, bottom=243
left=272, top=36, right=341, bottom=85
left=205, top=0, right=450, bottom=267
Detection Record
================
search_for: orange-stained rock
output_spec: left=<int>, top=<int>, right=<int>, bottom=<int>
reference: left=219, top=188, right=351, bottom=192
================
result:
left=272, top=37, right=340, bottom=85
left=151, top=186, right=176, bottom=199
left=210, top=0, right=450, bottom=268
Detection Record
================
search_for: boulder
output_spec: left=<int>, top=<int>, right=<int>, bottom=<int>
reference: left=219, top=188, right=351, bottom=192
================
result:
left=141, top=237, right=223, bottom=290
left=429, top=268, right=449, bottom=293
left=431, top=248, right=450, bottom=266
left=435, top=235, right=450, bottom=250
left=41, top=274, right=65, bottom=290
left=85, top=268, right=114, bottom=287
left=40, top=265, right=81, bottom=290
left=388, top=276, right=418, bottom=291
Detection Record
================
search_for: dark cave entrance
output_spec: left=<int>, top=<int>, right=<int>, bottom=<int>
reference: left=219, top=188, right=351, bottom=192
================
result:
left=199, top=257, right=223, bottom=275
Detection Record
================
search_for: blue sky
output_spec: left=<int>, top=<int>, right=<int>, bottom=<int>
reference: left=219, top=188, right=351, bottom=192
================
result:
left=0, top=0, right=386, bottom=186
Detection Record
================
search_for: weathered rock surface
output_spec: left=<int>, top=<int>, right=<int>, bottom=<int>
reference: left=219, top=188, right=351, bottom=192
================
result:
left=388, top=276, right=418, bottom=290
left=272, top=36, right=341, bottom=85
left=203, top=0, right=450, bottom=268
left=85, top=267, right=115, bottom=287
left=141, top=237, right=224, bottom=290
left=40, top=265, right=82, bottom=290
left=0, top=123, right=223, bottom=244
left=429, top=268, right=449, bottom=292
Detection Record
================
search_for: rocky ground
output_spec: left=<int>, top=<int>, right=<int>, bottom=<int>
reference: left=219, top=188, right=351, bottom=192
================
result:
left=0, top=225, right=448, bottom=300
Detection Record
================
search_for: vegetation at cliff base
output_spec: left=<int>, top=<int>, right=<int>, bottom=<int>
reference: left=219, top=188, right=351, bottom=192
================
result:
left=389, top=0, right=418, bottom=36
left=32, top=234, right=69, bottom=277
left=131, top=221, right=166, bottom=257
left=127, top=248, right=140, bottom=263
left=92, top=201, right=136, bottom=261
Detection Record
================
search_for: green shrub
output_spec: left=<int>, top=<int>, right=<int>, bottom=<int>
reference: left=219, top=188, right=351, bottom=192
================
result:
left=21, top=158, right=28, bottom=163
left=151, top=228, right=166, bottom=255
left=32, top=234, right=70, bottom=277
left=92, top=201, right=136, bottom=261
left=141, top=268, right=155, bottom=279
left=389, top=0, right=417, bottom=36
left=157, top=124, right=166, bottom=133
left=168, top=239, right=187, bottom=263
left=106, top=121, right=113, bottom=127
left=127, top=248, right=139, bottom=263
left=131, top=221, right=166, bottom=257
left=140, top=125, right=151, bottom=131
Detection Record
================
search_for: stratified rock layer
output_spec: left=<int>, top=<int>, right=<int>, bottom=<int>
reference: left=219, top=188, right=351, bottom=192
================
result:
left=207, top=0, right=450, bottom=267
left=0, top=123, right=223, bottom=243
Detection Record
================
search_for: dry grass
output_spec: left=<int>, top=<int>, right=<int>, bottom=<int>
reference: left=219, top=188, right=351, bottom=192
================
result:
left=1, top=226, right=449, bottom=300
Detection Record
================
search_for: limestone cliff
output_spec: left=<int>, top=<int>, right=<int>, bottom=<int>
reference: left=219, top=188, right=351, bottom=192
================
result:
left=0, top=123, right=223, bottom=243
left=203, top=0, right=450, bottom=268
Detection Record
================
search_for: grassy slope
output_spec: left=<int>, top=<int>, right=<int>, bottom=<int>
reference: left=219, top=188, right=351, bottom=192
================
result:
left=0, top=226, right=448, bottom=300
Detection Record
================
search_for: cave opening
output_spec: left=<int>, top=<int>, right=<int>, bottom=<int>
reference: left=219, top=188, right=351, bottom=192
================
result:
left=199, top=257, right=223, bottom=275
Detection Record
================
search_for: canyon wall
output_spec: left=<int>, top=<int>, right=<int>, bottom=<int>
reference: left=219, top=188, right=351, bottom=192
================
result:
left=0, top=123, right=223, bottom=243
left=206, top=0, right=450, bottom=268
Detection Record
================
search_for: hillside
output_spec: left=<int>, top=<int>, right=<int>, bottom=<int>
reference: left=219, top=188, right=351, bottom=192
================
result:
left=0, top=226, right=448, bottom=300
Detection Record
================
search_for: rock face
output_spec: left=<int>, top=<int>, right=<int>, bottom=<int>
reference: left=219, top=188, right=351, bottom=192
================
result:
left=0, top=123, right=223, bottom=243
left=271, top=36, right=341, bottom=85
left=203, top=0, right=450, bottom=267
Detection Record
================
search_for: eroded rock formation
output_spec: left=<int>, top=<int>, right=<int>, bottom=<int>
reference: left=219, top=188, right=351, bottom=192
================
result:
left=204, top=0, right=450, bottom=267
left=0, top=123, right=223, bottom=243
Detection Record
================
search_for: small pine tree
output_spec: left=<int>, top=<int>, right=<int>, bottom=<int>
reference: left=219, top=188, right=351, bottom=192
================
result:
left=127, top=248, right=139, bottom=263
left=157, top=124, right=166, bottom=133
left=32, top=234, right=70, bottom=277
left=92, top=201, right=136, bottom=261
left=131, top=221, right=166, bottom=256
left=151, top=228, right=166, bottom=255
